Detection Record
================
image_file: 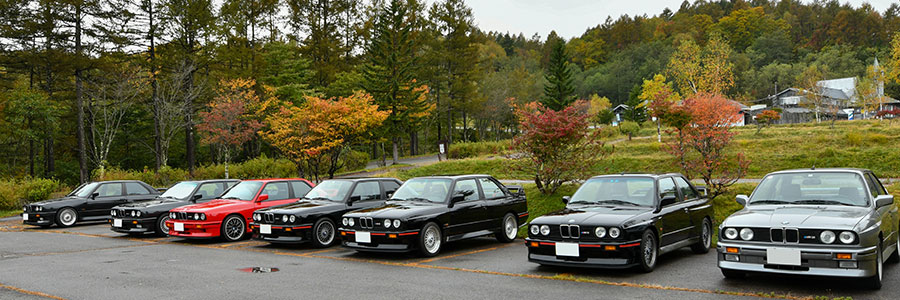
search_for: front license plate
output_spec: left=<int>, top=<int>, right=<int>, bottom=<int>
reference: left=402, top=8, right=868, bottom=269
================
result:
left=356, top=231, right=371, bottom=243
left=113, top=219, right=122, bottom=227
left=555, top=242, right=580, bottom=257
left=260, top=224, right=272, bottom=234
left=22, top=214, right=28, bottom=221
left=766, top=248, right=801, bottom=266
left=174, top=222, right=184, bottom=232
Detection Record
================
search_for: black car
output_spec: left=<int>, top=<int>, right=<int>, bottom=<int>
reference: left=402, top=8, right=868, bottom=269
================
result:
left=22, top=180, right=161, bottom=228
left=109, top=179, right=239, bottom=236
left=339, top=175, right=528, bottom=257
left=250, top=178, right=403, bottom=247
left=525, top=174, right=713, bottom=272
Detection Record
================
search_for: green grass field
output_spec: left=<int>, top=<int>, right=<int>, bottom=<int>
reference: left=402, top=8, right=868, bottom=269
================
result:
left=0, top=209, right=20, bottom=219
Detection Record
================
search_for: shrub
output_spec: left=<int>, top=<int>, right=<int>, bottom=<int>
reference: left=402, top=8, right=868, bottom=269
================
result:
left=845, top=132, right=863, bottom=147
left=339, top=150, right=370, bottom=173
left=618, top=121, right=640, bottom=140
left=448, top=140, right=511, bottom=159
left=0, top=178, right=70, bottom=209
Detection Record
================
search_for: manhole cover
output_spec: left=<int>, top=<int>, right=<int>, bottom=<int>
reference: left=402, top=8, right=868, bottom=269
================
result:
left=239, top=267, right=280, bottom=273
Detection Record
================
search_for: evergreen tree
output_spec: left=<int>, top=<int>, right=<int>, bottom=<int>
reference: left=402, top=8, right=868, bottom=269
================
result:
left=429, top=0, right=480, bottom=143
left=541, top=36, right=575, bottom=111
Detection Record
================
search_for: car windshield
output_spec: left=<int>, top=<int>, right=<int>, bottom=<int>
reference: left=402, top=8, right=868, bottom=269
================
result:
left=218, top=181, right=264, bottom=201
left=161, top=182, right=199, bottom=199
left=67, top=183, right=88, bottom=196
left=568, top=177, right=655, bottom=207
left=390, top=178, right=452, bottom=203
left=749, top=172, right=869, bottom=207
left=75, top=182, right=100, bottom=198
left=303, top=180, right=353, bottom=202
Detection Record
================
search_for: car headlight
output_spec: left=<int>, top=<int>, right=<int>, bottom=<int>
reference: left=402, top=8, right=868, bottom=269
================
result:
left=530, top=225, right=539, bottom=235
left=282, top=215, right=288, bottom=223
left=393, top=220, right=400, bottom=228
left=724, top=228, right=738, bottom=239
left=739, top=228, right=754, bottom=240
left=820, top=230, right=836, bottom=244
left=111, top=210, right=116, bottom=216
left=130, top=211, right=136, bottom=217
left=348, top=218, right=354, bottom=226
left=839, top=231, right=855, bottom=244
left=193, top=213, right=200, bottom=220
left=384, top=219, right=392, bottom=228
left=595, top=227, right=607, bottom=238
left=609, top=227, right=621, bottom=238
left=289, top=215, right=296, bottom=223
left=342, top=218, right=348, bottom=226
left=253, top=214, right=260, bottom=221
left=23, top=206, right=26, bottom=212
left=136, top=211, right=141, bottom=217
left=200, top=213, right=206, bottom=220
left=170, top=212, right=175, bottom=219
left=539, top=225, right=550, bottom=235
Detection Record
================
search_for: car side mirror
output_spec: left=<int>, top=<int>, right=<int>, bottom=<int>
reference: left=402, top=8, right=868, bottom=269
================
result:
left=736, top=195, right=749, bottom=206
left=348, top=195, right=361, bottom=205
left=192, top=194, right=202, bottom=202
left=385, top=191, right=394, bottom=198
left=507, top=185, right=526, bottom=197
left=561, top=196, right=570, bottom=204
left=257, top=194, right=269, bottom=202
left=875, top=195, right=894, bottom=208
left=660, top=195, right=677, bottom=207
left=448, top=195, right=465, bottom=207
left=91, top=192, right=99, bottom=199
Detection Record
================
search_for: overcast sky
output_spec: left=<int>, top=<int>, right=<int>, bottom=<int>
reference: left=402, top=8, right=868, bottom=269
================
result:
left=454, top=0, right=898, bottom=40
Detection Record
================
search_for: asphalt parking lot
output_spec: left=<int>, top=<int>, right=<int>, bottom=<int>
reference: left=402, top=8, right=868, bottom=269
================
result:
left=0, top=218, right=896, bottom=300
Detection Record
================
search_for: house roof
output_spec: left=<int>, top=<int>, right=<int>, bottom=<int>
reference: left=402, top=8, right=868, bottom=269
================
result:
left=817, top=77, right=857, bottom=99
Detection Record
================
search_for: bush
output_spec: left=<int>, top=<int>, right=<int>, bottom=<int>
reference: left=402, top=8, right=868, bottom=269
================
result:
left=0, top=178, right=70, bottom=209
left=339, top=150, right=370, bottom=172
left=618, top=121, right=640, bottom=140
left=448, top=140, right=511, bottom=159
left=596, top=126, right=619, bottom=139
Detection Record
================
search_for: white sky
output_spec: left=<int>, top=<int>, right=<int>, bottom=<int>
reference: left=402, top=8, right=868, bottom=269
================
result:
left=453, top=0, right=899, bottom=40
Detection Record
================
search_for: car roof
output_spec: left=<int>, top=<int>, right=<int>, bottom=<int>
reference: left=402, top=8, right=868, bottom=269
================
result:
left=178, top=179, right=241, bottom=184
left=88, top=180, right=151, bottom=184
left=241, top=178, right=311, bottom=182
left=328, top=177, right=401, bottom=182
left=589, top=173, right=685, bottom=179
left=412, top=174, right=493, bottom=180
left=766, top=168, right=871, bottom=175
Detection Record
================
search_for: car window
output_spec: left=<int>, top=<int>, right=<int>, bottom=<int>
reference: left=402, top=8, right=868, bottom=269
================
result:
left=391, top=178, right=452, bottom=203
left=351, top=181, right=381, bottom=201
left=196, top=183, right=225, bottom=200
left=658, top=178, right=679, bottom=204
left=96, top=183, right=124, bottom=197
left=382, top=180, right=401, bottom=194
left=453, top=179, right=480, bottom=201
left=125, top=182, right=152, bottom=195
left=569, top=177, right=655, bottom=207
left=749, top=172, right=868, bottom=207
left=479, top=178, right=506, bottom=199
left=291, top=181, right=312, bottom=198
left=673, top=177, right=698, bottom=200
left=865, top=173, right=885, bottom=197
left=262, top=182, right=291, bottom=201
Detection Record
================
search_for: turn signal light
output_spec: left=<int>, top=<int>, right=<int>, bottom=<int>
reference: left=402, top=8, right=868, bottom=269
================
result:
left=132, top=221, right=138, bottom=224
left=285, top=228, right=292, bottom=232
left=835, top=253, right=852, bottom=260
left=529, top=242, right=539, bottom=247
left=341, top=231, right=347, bottom=236
left=388, top=234, right=398, bottom=239
left=196, top=225, right=202, bottom=228
left=726, top=247, right=739, bottom=253
left=604, top=245, right=616, bottom=251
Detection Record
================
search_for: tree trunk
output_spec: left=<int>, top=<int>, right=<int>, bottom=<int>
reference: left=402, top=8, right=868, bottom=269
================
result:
left=149, top=1, right=162, bottom=172
left=392, top=137, right=399, bottom=165
left=185, top=116, right=195, bottom=173
left=28, top=137, right=34, bottom=177
left=44, top=137, right=54, bottom=177
left=462, top=111, right=468, bottom=142
left=75, top=4, right=88, bottom=183
left=409, top=130, right=418, bottom=156
left=223, top=150, right=230, bottom=179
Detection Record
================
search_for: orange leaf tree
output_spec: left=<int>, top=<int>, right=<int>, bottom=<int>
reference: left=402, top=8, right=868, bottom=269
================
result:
left=197, top=79, right=264, bottom=179
left=262, top=92, right=389, bottom=182
left=754, top=109, right=781, bottom=134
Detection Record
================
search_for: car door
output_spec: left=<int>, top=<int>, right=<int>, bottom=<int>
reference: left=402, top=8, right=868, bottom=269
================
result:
left=195, top=182, right=226, bottom=203
left=380, top=180, right=401, bottom=199
left=478, top=177, right=511, bottom=227
left=673, top=176, right=707, bottom=240
left=447, top=178, right=488, bottom=236
left=290, top=181, right=313, bottom=199
left=657, top=177, right=691, bottom=246
left=349, top=181, right=385, bottom=210
left=259, top=181, right=298, bottom=209
left=86, top=183, right=126, bottom=217
left=124, top=182, right=156, bottom=202
left=866, top=172, right=897, bottom=246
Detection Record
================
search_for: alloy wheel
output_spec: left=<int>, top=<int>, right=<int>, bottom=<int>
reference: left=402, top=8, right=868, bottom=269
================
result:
left=316, top=220, right=335, bottom=245
left=58, top=208, right=77, bottom=227
left=225, top=217, right=245, bottom=240
left=503, top=215, right=517, bottom=240
left=643, top=233, right=657, bottom=267
left=424, top=225, right=441, bottom=254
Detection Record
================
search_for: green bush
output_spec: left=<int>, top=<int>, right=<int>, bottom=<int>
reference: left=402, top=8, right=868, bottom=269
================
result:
left=618, top=121, right=640, bottom=140
left=0, top=178, right=71, bottom=209
left=596, top=126, right=619, bottom=139
left=448, top=140, right=511, bottom=159
left=339, top=150, right=370, bottom=172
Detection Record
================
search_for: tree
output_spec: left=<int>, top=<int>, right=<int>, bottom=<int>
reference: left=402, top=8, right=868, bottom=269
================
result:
left=797, top=65, right=827, bottom=123
left=638, top=74, right=680, bottom=142
left=876, top=109, right=900, bottom=125
left=618, top=120, right=640, bottom=141
left=262, top=92, right=389, bottom=182
left=286, top=0, right=361, bottom=88
left=509, top=100, right=611, bottom=194
left=667, top=35, right=734, bottom=97
left=429, top=0, right=480, bottom=143
left=754, top=109, right=781, bottom=134
left=197, top=79, right=264, bottom=179
left=153, top=62, right=201, bottom=168
left=2, top=83, right=61, bottom=177
left=85, top=61, right=148, bottom=177
left=541, top=35, right=575, bottom=111
left=889, top=33, right=900, bottom=84
left=587, top=94, right=612, bottom=125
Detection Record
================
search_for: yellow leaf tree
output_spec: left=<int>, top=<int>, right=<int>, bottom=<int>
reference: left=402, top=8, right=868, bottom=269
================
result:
left=667, top=34, right=734, bottom=98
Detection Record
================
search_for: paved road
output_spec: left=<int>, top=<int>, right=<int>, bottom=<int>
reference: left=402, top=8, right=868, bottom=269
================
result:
left=1, top=219, right=897, bottom=300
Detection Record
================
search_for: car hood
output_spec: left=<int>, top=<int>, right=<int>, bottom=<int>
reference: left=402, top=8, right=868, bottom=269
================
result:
left=172, top=199, right=247, bottom=213
left=532, top=205, right=653, bottom=227
left=723, top=205, right=871, bottom=230
left=30, top=196, right=86, bottom=209
left=257, top=199, right=344, bottom=216
left=116, top=198, right=183, bottom=209
left=343, top=201, right=446, bottom=220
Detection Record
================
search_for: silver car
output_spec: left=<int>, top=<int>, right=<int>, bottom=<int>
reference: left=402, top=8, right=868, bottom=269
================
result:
left=717, top=168, right=899, bottom=289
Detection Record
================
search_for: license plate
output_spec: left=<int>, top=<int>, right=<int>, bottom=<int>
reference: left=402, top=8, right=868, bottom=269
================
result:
left=22, top=214, right=28, bottom=221
left=766, top=247, right=801, bottom=266
left=555, top=242, right=580, bottom=257
left=113, top=219, right=122, bottom=227
left=174, top=222, right=184, bottom=232
left=356, top=231, right=371, bottom=243
left=260, top=224, right=272, bottom=234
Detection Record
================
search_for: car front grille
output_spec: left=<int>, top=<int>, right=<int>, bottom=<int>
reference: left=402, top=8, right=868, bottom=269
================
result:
left=264, top=213, right=275, bottom=224
left=172, top=212, right=190, bottom=220
left=770, top=228, right=799, bottom=243
left=560, top=224, right=580, bottom=239
left=359, top=217, right=374, bottom=229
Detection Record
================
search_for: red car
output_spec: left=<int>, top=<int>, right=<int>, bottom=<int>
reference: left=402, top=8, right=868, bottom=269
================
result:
left=166, top=178, right=314, bottom=241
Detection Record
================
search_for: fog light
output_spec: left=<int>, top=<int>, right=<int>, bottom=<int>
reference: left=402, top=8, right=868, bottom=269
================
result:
left=839, top=261, right=858, bottom=268
left=726, top=247, right=739, bottom=254
left=604, top=245, right=616, bottom=251
left=136, top=225, right=142, bottom=228
left=835, top=253, right=852, bottom=260
left=725, top=254, right=740, bottom=262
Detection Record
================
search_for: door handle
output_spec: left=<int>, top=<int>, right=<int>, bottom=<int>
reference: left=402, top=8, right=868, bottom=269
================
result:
left=683, top=207, right=690, bottom=213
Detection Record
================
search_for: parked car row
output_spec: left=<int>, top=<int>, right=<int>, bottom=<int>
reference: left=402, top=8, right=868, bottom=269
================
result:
left=20, top=168, right=899, bottom=289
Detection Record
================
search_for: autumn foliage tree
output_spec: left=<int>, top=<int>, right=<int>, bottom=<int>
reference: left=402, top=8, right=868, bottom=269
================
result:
left=754, top=109, right=781, bottom=134
left=659, top=93, right=749, bottom=199
left=262, top=92, right=389, bottom=182
left=509, top=101, right=611, bottom=194
left=197, top=79, right=264, bottom=179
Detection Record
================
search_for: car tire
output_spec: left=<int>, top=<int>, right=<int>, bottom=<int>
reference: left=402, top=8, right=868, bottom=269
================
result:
left=155, top=214, right=170, bottom=237
left=55, top=207, right=78, bottom=227
left=721, top=268, right=746, bottom=279
left=865, top=240, right=883, bottom=290
left=221, top=215, right=246, bottom=242
left=494, top=213, right=518, bottom=243
left=887, top=231, right=900, bottom=264
left=418, top=222, right=442, bottom=257
left=637, top=229, right=658, bottom=273
left=311, top=218, right=336, bottom=248
left=690, top=218, right=712, bottom=254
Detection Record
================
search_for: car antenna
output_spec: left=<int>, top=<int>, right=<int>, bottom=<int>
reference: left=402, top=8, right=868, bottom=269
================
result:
left=811, top=165, right=815, bottom=170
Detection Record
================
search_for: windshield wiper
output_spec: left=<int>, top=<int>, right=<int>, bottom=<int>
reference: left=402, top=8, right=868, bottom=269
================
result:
left=794, top=200, right=857, bottom=206
left=750, top=200, right=791, bottom=205
left=403, top=197, right=433, bottom=202
left=221, top=196, right=244, bottom=200
left=594, top=200, right=641, bottom=206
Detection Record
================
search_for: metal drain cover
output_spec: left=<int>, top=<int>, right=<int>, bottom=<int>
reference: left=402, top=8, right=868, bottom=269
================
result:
left=239, top=267, right=280, bottom=273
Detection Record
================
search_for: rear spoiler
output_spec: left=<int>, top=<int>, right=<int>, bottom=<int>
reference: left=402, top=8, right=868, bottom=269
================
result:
left=506, top=185, right=525, bottom=196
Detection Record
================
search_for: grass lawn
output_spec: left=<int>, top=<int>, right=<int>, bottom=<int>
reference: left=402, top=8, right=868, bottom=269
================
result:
left=0, top=209, right=21, bottom=218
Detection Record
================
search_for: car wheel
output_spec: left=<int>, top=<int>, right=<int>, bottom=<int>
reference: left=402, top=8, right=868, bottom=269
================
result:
left=418, top=222, right=442, bottom=257
left=221, top=215, right=246, bottom=242
left=494, top=213, right=518, bottom=243
left=311, top=218, right=336, bottom=248
left=638, top=229, right=658, bottom=273
left=865, top=240, right=883, bottom=290
left=155, top=214, right=170, bottom=237
left=887, top=231, right=900, bottom=264
left=721, top=268, right=746, bottom=279
left=690, top=218, right=712, bottom=254
left=55, top=208, right=78, bottom=227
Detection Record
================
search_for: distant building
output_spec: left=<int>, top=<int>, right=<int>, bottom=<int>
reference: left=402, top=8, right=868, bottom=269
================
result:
left=611, top=104, right=629, bottom=126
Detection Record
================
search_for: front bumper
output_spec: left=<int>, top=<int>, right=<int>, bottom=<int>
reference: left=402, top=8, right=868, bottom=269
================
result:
left=338, top=228, right=421, bottom=252
left=524, top=238, right=643, bottom=268
left=716, top=241, right=878, bottom=278
left=109, top=217, right=156, bottom=234
left=166, top=219, right=222, bottom=239
left=250, top=223, right=313, bottom=244
left=21, top=212, right=56, bottom=226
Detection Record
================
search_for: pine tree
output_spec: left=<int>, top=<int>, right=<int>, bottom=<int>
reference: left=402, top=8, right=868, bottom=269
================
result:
left=541, top=36, right=575, bottom=111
